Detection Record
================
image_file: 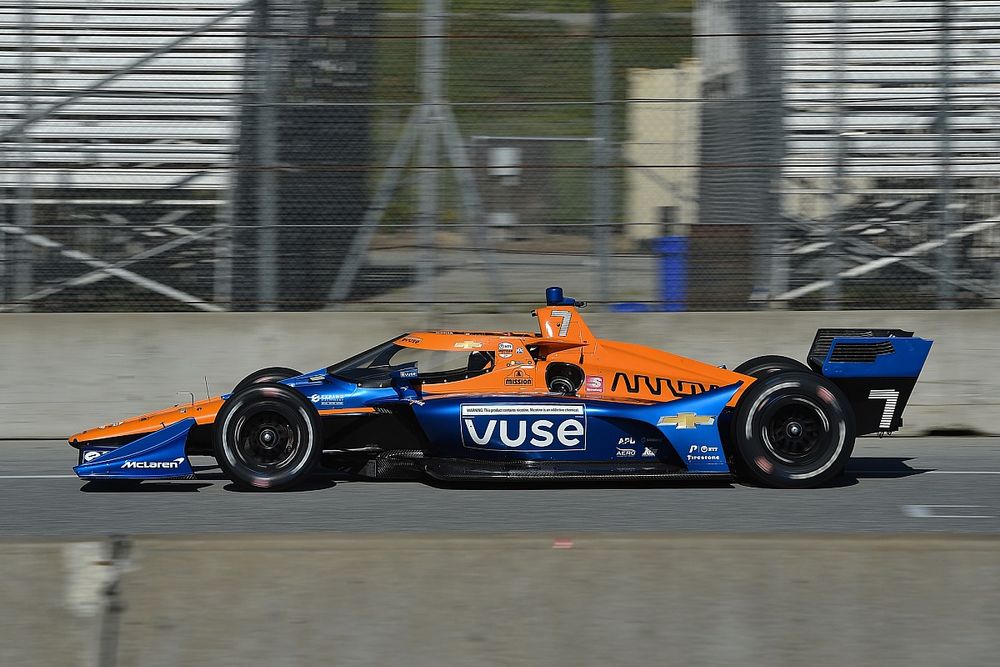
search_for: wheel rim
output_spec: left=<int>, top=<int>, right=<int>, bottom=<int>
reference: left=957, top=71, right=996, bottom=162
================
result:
left=550, top=378, right=573, bottom=394
left=233, top=408, right=300, bottom=472
left=760, top=397, right=830, bottom=466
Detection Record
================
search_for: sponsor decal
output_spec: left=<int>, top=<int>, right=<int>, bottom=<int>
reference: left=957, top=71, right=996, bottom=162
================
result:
left=612, top=372, right=720, bottom=399
left=618, top=436, right=637, bottom=446
left=642, top=446, right=657, bottom=458
left=584, top=376, right=604, bottom=394
left=461, top=404, right=586, bottom=451
left=686, top=444, right=721, bottom=462
left=399, top=336, right=422, bottom=345
left=504, top=368, right=533, bottom=386
left=498, top=341, right=514, bottom=359
left=310, top=393, right=346, bottom=405
left=454, top=340, right=483, bottom=349
left=657, top=412, right=716, bottom=429
left=396, top=366, right=419, bottom=380
left=516, top=347, right=524, bottom=355
left=82, top=450, right=104, bottom=462
left=616, top=447, right=637, bottom=457
left=121, top=457, right=185, bottom=470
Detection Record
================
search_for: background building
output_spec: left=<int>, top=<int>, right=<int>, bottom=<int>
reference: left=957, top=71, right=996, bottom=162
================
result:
left=624, top=60, right=701, bottom=242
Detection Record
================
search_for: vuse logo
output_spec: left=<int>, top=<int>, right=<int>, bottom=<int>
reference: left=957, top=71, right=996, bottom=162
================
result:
left=461, top=404, right=586, bottom=451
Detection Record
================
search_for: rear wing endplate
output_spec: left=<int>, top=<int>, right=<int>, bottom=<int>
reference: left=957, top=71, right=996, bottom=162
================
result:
left=806, top=328, right=933, bottom=434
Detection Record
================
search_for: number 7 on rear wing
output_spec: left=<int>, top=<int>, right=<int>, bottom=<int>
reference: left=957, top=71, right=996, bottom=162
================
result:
left=806, top=328, right=933, bottom=435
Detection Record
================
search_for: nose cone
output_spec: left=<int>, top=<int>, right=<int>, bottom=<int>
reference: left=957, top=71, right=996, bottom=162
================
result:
left=69, top=396, right=224, bottom=445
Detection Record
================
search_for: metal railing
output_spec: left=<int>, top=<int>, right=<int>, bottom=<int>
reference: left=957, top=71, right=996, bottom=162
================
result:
left=1, top=0, right=997, bottom=313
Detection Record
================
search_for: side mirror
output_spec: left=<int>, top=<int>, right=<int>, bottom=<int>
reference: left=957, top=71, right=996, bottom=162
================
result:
left=389, top=364, right=417, bottom=386
left=390, top=365, right=419, bottom=394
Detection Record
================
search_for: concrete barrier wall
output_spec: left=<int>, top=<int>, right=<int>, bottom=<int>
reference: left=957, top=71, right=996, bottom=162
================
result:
left=2, top=534, right=999, bottom=666
left=0, top=309, right=997, bottom=437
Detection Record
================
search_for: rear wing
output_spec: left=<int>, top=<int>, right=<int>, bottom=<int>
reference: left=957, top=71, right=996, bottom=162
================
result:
left=806, top=328, right=933, bottom=435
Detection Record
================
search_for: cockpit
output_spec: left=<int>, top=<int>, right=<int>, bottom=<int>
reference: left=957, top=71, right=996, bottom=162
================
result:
left=326, top=339, right=496, bottom=388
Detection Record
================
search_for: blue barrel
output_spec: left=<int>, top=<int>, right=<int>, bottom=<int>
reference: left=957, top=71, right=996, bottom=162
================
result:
left=653, top=236, right=688, bottom=312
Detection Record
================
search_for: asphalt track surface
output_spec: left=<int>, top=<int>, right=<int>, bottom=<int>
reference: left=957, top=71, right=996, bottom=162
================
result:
left=1, top=437, right=999, bottom=537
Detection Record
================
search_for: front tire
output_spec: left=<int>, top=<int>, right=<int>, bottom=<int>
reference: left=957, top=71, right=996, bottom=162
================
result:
left=733, top=371, right=855, bottom=488
left=214, top=383, right=321, bottom=490
left=233, top=367, right=301, bottom=392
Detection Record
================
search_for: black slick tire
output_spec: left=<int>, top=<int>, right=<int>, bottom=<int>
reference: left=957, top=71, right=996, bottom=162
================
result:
left=214, top=383, right=321, bottom=490
left=734, top=355, right=810, bottom=379
left=233, top=367, right=301, bottom=392
left=733, top=371, right=855, bottom=488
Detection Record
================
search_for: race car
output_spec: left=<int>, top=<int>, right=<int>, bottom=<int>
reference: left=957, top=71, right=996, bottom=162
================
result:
left=69, top=287, right=932, bottom=489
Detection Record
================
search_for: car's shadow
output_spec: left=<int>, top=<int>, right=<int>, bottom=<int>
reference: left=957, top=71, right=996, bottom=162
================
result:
left=81, top=481, right=213, bottom=493
left=739, top=456, right=931, bottom=489
left=79, top=456, right=930, bottom=492
left=420, top=477, right=736, bottom=491
left=842, top=456, right=931, bottom=482
left=222, top=476, right=339, bottom=493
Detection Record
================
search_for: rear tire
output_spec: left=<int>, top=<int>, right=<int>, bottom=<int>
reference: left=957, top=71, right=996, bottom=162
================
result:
left=233, top=367, right=301, bottom=392
left=734, top=355, right=810, bottom=379
left=214, top=383, right=321, bottom=490
left=733, top=371, right=855, bottom=488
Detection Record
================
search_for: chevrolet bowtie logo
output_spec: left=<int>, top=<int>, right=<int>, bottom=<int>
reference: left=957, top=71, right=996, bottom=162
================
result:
left=657, top=412, right=715, bottom=429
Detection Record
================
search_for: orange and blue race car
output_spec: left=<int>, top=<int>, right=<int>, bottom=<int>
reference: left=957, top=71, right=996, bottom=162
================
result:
left=69, top=287, right=932, bottom=490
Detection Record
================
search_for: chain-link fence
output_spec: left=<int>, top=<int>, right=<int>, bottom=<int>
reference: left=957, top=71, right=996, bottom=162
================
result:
left=1, top=0, right=998, bottom=312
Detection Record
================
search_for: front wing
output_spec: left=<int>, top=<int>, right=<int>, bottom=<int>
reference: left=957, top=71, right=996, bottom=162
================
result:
left=74, top=418, right=195, bottom=480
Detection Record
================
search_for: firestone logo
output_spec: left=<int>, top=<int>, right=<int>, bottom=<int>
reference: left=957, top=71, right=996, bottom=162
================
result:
left=686, top=445, right=721, bottom=462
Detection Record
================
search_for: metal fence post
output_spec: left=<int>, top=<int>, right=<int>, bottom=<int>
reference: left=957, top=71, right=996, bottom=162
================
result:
left=256, top=0, right=278, bottom=311
left=745, top=0, right=784, bottom=309
left=765, top=0, right=789, bottom=308
left=592, top=0, right=612, bottom=307
left=826, top=0, right=847, bottom=310
left=14, top=1, right=35, bottom=309
left=745, top=0, right=764, bottom=307
left=214, top=174, right=234, bottom=310
left=0, top=223, right=4, bottom=307
left=418, top=0, right=444, bottom=308
left=937, top=0, right=955, bottom=309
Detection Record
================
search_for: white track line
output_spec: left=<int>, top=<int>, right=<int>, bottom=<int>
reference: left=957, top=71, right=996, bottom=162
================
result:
left=849, top=470, right=1000, bottom=475
left=0, top=474, right=79, bottom=479
left=2, top=471, right=999, bottom=481
left=903, top=505, right=995, bottom=519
